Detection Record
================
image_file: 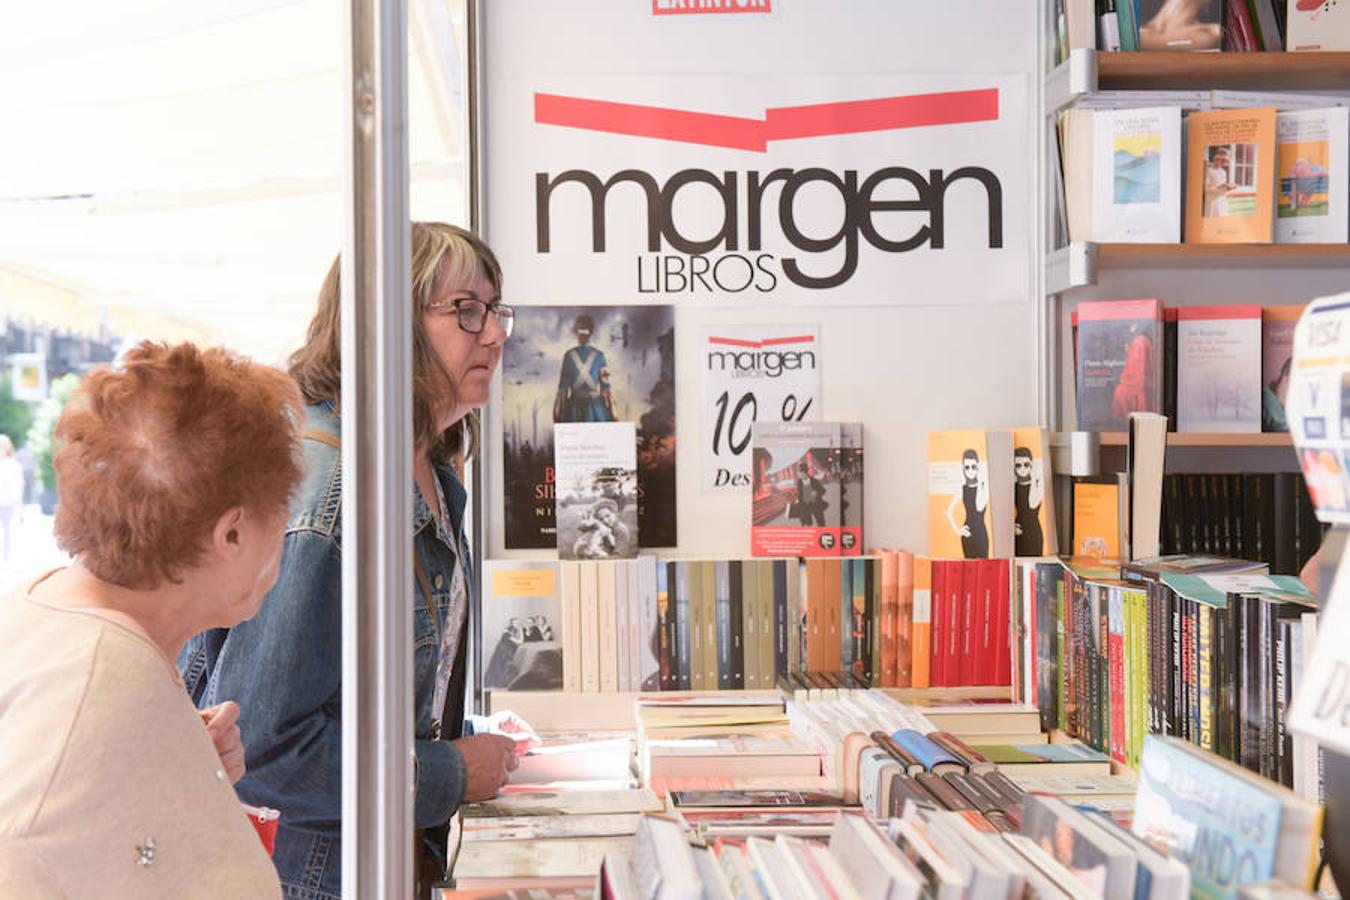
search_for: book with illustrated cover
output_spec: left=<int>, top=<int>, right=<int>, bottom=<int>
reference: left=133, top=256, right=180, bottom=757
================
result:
left=1072, top=476, right=1126, bottom=559
left=751, top=422, right=864, bottom=557
left=502, top=305, right=675, bottom=549
left=1137, top=0, right=1223, bottom=51
left=1288, top=0, right=1350, bottom=50
left=927, top=429, right=1015, bottom=560
left=1091, top=106, right=1183, bottom=243
left=1075, top=299, right=1164, bottom=431
left=1275, top=108, right=1349, bottom=243
left=481, top=561, right=563, bottom=691
left=1185, top=109, right=1278, bottom=244
left=1012, top=427, right=1058, bottom=557
left=554, top=422, right=639, bottom=560
left=1177, top=305, right=1263, bottom=434
left=1262, top=306, right=1304, bottom=433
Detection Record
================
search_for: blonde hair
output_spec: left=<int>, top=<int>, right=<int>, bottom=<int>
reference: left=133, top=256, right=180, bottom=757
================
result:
left=288, top=222, right=503, bottom=460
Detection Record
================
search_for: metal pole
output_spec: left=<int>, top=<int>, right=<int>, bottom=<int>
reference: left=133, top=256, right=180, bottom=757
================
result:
left=466, top=0, right=487, bottom=717
left=341, top=0, right=414, bottom=896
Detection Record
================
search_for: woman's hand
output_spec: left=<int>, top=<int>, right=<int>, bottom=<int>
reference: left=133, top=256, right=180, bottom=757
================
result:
left=200, top=701, right=246, bottom=785
left=470, top=710, right=542, bottom=754
left=456, top=734, right=520, bottom=802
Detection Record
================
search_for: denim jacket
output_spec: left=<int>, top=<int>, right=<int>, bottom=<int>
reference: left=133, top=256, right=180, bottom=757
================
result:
left=179, top=403, right=469, bottom=899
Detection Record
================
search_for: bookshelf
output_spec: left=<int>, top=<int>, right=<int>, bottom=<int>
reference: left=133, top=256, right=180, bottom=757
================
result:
left=1096, top=431, right=1293, bottom=448
left=1048, top=242, right=1350, bottom=292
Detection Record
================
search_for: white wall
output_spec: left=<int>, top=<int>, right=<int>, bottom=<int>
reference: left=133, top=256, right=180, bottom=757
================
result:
left=480, top=0, right=1042, bottom=557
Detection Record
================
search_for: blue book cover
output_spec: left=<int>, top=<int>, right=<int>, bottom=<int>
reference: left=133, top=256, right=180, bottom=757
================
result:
left=891, top=729, right=963, bottom=772
left=1133, top=735, right=1282, bottom=899
left=715, top=559, right=732, bottom=690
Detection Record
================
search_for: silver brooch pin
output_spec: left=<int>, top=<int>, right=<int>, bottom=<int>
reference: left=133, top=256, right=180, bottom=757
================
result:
left=135, top=837, right=156, bottom=867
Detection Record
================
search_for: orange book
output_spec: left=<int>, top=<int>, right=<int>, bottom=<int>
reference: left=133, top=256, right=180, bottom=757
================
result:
left=911, top=557, right=933, bottom=689
left=822, top=558, right=843, bottom=673
left=806, top=558, right=825, bottom=673
left=1184, top=108, right=1277, bottom=244
left=1071, top=478, right=1124, bottom=559
left=896, top=549, right=915, bottom=689
left=872, top=548, right=899, bottom=687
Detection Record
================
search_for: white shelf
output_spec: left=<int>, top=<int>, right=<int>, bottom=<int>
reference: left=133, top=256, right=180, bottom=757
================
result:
left=1046, top=241, right=1350, bottom=292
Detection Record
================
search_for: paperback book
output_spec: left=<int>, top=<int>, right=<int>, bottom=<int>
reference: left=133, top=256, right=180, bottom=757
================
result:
left=554, top=422, right=640, bottom=560
left=1261, top=306, right=1304, bottom=433
left=1176, top=305, right=1263, bottom=434
left=501, top=305, right=675, bottom=549
left=482, top=560, right=564, bottom=691
left=1075, top=299, right=1164, bottom=431
left=751, top=422, right=863, bottom=557
left=1091, top=106, right=1183, bottom=243
left=1137, top=0, right=1222, bottom=51
left=1275, top=107, right=1349, bottom=243
left=927, top=429, right=1015, bottom=560
left=1185, top=109, right=1278, bottom=244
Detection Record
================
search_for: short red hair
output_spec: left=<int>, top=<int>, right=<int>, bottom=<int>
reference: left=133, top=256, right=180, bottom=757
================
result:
left=53, top=341, right=304, bottom=589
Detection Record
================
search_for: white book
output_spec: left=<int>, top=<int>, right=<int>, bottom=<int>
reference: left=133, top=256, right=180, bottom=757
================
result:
left=1212, top=89, right=1350, bottom=110
left=1276, top=107, right=1349, bottom=243
left=560, top=561, right=582, bottom=692
left=481, top=560, right=563, bottom=692
left=1060, top=107, right=1095, bottom=242
left=599, top=562, right=620, bottom=693
left=1077, top=89, right=1211, bottom=110
left=1288, top=0, right=1350, bottom=51
left=580, top=561, right=600, bottom=693
left=627, top=558, right=642, bottom=691
left=1176, top=305, right=1264, bottom=433
left=615, top=559, right=631, bottom=692
left=827, top=813, right=922, bottom=900
left=554, top=420, right=639, bottom=560
left=637, top=556, right=660, bottom=691
left=1091, top=106, right=1182, bottom=243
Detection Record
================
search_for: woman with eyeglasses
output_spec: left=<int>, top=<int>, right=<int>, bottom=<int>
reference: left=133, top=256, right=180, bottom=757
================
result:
left=178, top=222, right=534, bottom=899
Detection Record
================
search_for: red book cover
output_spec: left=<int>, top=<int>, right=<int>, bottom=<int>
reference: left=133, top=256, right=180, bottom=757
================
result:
left=1109, top=598, right=1128, bottom=765
left=931, top=560, right=948, bottom=687
left=973, top=559, right=998, bottom=685
left=896, top=550, right=915, bottom=689
left=995, top=558, right=1012, bottom=686
left=948, top=561, right=966, bottom=687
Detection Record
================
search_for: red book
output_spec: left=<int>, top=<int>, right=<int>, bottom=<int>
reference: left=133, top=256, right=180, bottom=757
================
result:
left=1109, top=596, right=1128, bottom=766
left=930, top=561, right=947, bottom=686
left=972, top=559, right=997, bottom=685
left=947, top=561, right=965, bottom=687
left=994, top=559, right=1012, bottom=687
left=874, top=549, right=899, bottom=687
left=959, top=561, right=979, bottom=686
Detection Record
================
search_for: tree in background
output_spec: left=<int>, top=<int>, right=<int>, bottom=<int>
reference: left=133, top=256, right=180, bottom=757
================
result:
left=26, top=373, right=80, bottom=507
left=0, top=373, right=36, bottom=450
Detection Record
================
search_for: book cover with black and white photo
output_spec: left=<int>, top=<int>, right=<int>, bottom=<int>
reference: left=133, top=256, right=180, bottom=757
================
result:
left=482, top=560, right=564, bottom=691
left=554, top=422, right=640, bottom=560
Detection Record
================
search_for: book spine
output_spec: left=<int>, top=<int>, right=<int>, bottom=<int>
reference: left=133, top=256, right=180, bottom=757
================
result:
left=891, top=729, right=964, bottom=773
left=759, top=559, right=775, bottom=687
left=1239, top=594, right=1259, bottom=770
left=960, top=560, right=978, bottom=686
left=897, top=552, right=915, bottom=689
left=912, top=558, right=932, bottom=690
left=1146, top=582, right=1159, bottom=736
left=1258, top=599, right=1276, bottom=780
left=1185, top=597, right=1199, bottom=745
left=1273, top=474, right=1297, bottom=575
left=675, top=561, right=692, bottom=691
left=702, top=561, right=718, bottom=691
left=864, top=558, right=878, bottom=684
left=1057, top=571, right=1070, bottom=734
left=775, top=560, right=790, bottom=680
left=975, top=559, right=997, bottom=685
left=931, top=560, right=947, bottom=687
left=1108, top=587, right=1127, bottom=765
left=614, top=560, right=630, bottom=692
left=823, top=558, right=842, bottom=674
left=656, top=561, right=672, bottom=691
left=805, top=558, right=822, bottom=673
left=1133, top=589, right=1149, bottom=768
left=949, top=560, right=966, bottom=687
left=879, top=551, right=898, bottom=687
left=581, top=561, right=600, bottom=694
left=996, top=560, right=1012, bottom=687
left=1198, top=603, right=1215, bottom=753
left=562, top=560, right=582, bottom=693
left=1275, top=617, right=1293, bottom=788
left=1094, top=583, right=1108, bottom=753
left=839, top=559, right=854, bottom=676
left=741, top=559, right=758, bottom=690
left=729, top=558, right=750, bottom=696
left=600, top=562, right=620, bottom=693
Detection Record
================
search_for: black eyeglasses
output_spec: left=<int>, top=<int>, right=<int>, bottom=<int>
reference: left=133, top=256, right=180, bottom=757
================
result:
left=428, top=297, right=515, bottom=338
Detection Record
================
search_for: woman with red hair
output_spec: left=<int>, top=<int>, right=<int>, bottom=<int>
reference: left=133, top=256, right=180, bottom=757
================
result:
left=0, top=341, right=303, bottom=897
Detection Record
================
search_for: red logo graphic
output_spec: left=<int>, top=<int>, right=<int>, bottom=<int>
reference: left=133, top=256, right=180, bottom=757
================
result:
left=652, top=0, right=771, bottom=14
left=534, top=89, right=1000, bottom=152
left=708, top=335, right=814, bottom=348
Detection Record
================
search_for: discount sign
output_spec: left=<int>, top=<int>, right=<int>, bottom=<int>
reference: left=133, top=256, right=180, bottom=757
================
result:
left=701, top=324, right=821, bottom=493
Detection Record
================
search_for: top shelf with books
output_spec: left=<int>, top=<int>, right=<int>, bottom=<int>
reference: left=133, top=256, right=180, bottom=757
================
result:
left=1046, top=241, right=1350, bottom=292
left=1046, top=48, right=1350, bottom=112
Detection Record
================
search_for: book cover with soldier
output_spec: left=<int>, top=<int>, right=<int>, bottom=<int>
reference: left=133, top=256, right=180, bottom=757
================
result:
left=502, top=305, right=676, bottom=549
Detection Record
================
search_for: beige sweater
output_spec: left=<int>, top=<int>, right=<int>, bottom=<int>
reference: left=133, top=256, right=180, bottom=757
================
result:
left=0, top=583, right=282, bottom=898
